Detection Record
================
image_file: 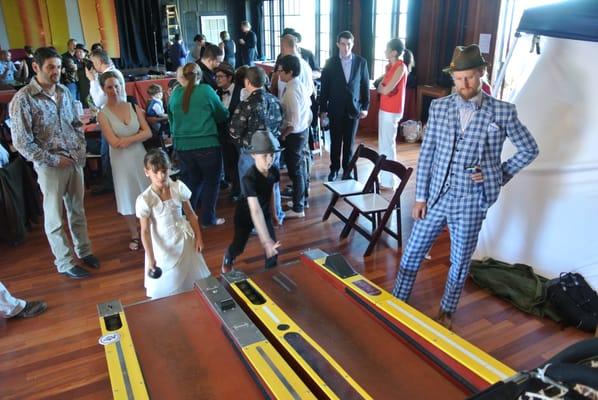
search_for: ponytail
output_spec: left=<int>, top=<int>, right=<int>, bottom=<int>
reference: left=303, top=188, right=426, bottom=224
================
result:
left=181, top=63, right=202, bottom=113
left=403, top=49, right=415, bottom=72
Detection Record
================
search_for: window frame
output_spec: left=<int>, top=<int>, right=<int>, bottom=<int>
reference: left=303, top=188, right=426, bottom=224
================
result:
left=261, top=0, right=331, bottom=65
left=372, top=0, right=409, bottom=78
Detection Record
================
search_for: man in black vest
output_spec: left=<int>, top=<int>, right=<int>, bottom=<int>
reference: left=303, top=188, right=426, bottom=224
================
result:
left=319, top=31, right=370, bottom=181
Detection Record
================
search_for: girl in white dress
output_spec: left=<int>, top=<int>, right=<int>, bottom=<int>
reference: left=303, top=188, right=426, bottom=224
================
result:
left=136, top=149, right=211, bottom=299
left=98, top=71, right=152, bottom=251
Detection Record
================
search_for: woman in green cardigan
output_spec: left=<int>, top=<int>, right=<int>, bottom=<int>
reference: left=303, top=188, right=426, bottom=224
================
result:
left=168, top=63, right=229, bottom=226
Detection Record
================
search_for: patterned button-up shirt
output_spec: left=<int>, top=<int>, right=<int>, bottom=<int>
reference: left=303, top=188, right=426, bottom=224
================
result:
left=9, top=78, right=86, bottom=167
left=228, top=88, right=283, bottom=149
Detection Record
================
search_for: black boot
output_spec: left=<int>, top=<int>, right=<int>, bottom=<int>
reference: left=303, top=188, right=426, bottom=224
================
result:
left=265, top=254, right=278, bottom=270
left=221, top=250, right=234, bottom=274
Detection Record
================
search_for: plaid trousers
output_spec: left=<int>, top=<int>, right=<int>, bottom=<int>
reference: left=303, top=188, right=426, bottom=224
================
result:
left=392, top=190, right=487, bottom=313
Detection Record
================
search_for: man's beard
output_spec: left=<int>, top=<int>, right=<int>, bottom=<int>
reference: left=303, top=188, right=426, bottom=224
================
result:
left=458, top=86, right=481, bottom=100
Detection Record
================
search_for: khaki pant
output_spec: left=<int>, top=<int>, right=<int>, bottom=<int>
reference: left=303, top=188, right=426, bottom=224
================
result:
left=0, top=282, right=25, bottom=318
left=35, top=164, right=92, bottom=272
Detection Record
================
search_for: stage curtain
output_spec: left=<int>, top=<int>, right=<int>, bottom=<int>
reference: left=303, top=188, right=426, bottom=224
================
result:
left=358, top=0, right=374, bottom=75
left=433, top=0, right=469, bottom=87
left=114, top=0, right=162, bottom=68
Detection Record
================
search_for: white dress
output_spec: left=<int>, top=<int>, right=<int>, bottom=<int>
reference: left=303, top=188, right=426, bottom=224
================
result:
left=135, top=179, right=211, bottom=299
left=101, top=104, right=148, bottom=215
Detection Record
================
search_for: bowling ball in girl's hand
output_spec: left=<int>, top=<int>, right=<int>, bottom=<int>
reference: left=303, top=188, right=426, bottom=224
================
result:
left=148, top=266, right=162, bottom=279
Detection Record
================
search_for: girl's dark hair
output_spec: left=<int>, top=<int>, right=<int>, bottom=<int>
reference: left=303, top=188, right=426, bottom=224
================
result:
left=181, top=63, right=201, bottom=113
left=144, top=149, right=170, bottom=172
left=387, top=38, right=405, bottom=57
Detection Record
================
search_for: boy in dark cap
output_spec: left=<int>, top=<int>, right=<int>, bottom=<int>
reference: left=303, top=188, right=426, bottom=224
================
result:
left=222, top=131, right=282, bottom=273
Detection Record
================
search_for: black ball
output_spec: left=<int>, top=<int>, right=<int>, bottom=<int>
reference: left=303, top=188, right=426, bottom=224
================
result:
left=148, top=266, right=162, bottom=279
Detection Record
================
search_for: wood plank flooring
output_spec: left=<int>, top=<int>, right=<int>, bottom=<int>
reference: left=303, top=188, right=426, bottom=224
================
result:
left=0, top=138, right=590, bottom=399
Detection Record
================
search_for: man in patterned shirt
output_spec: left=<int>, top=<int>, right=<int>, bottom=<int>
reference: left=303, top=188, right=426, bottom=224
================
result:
left=392, top=45, right=539, bottom=329
left=10, top=47, right=100, bottom=279
left=229, top=66, right=285, bottom=224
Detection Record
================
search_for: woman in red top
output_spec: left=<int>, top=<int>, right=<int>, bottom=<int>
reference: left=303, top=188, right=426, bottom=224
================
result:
left=376, top=39, right=413, bottom=188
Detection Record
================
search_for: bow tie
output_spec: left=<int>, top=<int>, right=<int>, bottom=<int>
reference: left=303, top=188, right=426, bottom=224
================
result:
left=219, top=90, right=230, bottom=96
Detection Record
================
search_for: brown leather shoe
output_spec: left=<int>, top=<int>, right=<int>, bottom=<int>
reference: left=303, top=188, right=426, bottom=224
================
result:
left=12, top=301, right=47, bottom=319
left=435, top=309, right=453, bottom=330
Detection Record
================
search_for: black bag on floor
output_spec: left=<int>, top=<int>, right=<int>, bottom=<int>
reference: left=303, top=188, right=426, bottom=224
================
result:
left=547, top=273, right=598, bottom=332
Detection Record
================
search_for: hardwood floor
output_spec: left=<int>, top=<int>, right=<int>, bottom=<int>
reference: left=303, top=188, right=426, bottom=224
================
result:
left=0, top=138, right=589, bottom=399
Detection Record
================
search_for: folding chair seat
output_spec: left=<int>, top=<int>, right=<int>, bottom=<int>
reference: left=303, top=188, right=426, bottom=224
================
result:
left=340, top=159, right=413, bottom=257
left=322, top=144, right=385, bottom=223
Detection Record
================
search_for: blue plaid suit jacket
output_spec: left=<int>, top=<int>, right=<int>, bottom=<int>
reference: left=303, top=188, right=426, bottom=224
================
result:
left=416, top=92, right=539, bottom=209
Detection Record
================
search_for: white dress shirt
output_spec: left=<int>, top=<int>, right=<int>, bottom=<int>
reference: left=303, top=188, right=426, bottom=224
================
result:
left=340, top=53, right=353, bottom=83
left=277, top=56, right=314, bottom=100
left=281, top=78, right=312, bottom=133
left=219, top=83, right=235, bottom=108
left=89, top=65, right=126, bottom=108
left=457, top=90, right=483, bottom=132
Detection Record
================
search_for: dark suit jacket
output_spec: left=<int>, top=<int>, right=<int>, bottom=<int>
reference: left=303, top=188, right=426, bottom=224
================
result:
left=319, top=54, right=370, bottom=119
left=217, top=83, right=242, bottom=143
left=198, top=61, right=218, bottom=90
left=219, top=83, right=242, bottom=115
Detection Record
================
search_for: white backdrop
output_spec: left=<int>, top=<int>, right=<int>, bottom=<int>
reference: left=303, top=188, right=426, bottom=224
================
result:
left=475, top=37, right=598, bottom=289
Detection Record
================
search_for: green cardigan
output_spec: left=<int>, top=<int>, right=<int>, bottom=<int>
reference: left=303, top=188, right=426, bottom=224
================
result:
left=168, top=83, right=229, bottom=150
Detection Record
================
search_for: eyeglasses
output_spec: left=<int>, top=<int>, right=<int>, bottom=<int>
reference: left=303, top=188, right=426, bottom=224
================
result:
left=215, top=74, right=228, bottom=79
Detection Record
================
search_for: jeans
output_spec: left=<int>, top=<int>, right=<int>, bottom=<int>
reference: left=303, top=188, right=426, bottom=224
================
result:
left=282, top=130, right=307, bottom=212
left=177, top=147, right=223, bottom=226
left=238, top=149, right=284, bottom=223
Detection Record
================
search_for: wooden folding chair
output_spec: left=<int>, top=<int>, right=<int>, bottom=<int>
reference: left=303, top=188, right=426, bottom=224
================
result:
left=340, top=159, right=413, bottom=257
left=322, top=144, right=385, bottom=223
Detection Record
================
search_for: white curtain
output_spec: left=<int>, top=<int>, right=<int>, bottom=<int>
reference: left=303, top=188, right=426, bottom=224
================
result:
left=475, top=37, right=598, bottom=289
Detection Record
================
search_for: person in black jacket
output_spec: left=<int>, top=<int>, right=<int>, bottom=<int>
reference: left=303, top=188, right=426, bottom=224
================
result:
left=319, top=31, right=370, bottom=182
left=215, top=63, right=242, bottom=199
left=238, top=21, right=257, bottom=66
left=197, top=43, right=222, bottom=90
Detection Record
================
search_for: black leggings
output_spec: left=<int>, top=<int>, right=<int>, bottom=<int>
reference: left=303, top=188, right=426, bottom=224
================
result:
left=226, top=208, right=277, bottom=268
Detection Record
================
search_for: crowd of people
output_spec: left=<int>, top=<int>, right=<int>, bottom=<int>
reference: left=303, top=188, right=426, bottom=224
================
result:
left=2, top=25, right=538, bottom=331
left=166, top=20, right=254, bottom=72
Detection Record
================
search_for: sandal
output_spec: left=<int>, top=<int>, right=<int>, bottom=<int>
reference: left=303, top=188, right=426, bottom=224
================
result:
left=129, top=238, right=141, bottom=251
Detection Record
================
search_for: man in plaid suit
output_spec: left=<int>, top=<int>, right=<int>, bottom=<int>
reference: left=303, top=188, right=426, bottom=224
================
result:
left=392, top=45, right=539, bottom=329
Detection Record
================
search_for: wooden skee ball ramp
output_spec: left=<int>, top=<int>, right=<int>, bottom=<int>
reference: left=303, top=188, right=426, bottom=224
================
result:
left=97, top=276, right=315, bottom=400
left=299, top=249, right=516, bottom=393
left=222, top=256, right=490, bottom=399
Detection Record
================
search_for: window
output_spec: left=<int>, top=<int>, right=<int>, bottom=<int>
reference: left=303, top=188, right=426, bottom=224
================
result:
left=319, top=0, right=331, bottom=64
left=373, top=0, right=409, bottom=78
left=200, top=16, right=228, bottom=44
left=261, top=0, right=331, bottom=65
